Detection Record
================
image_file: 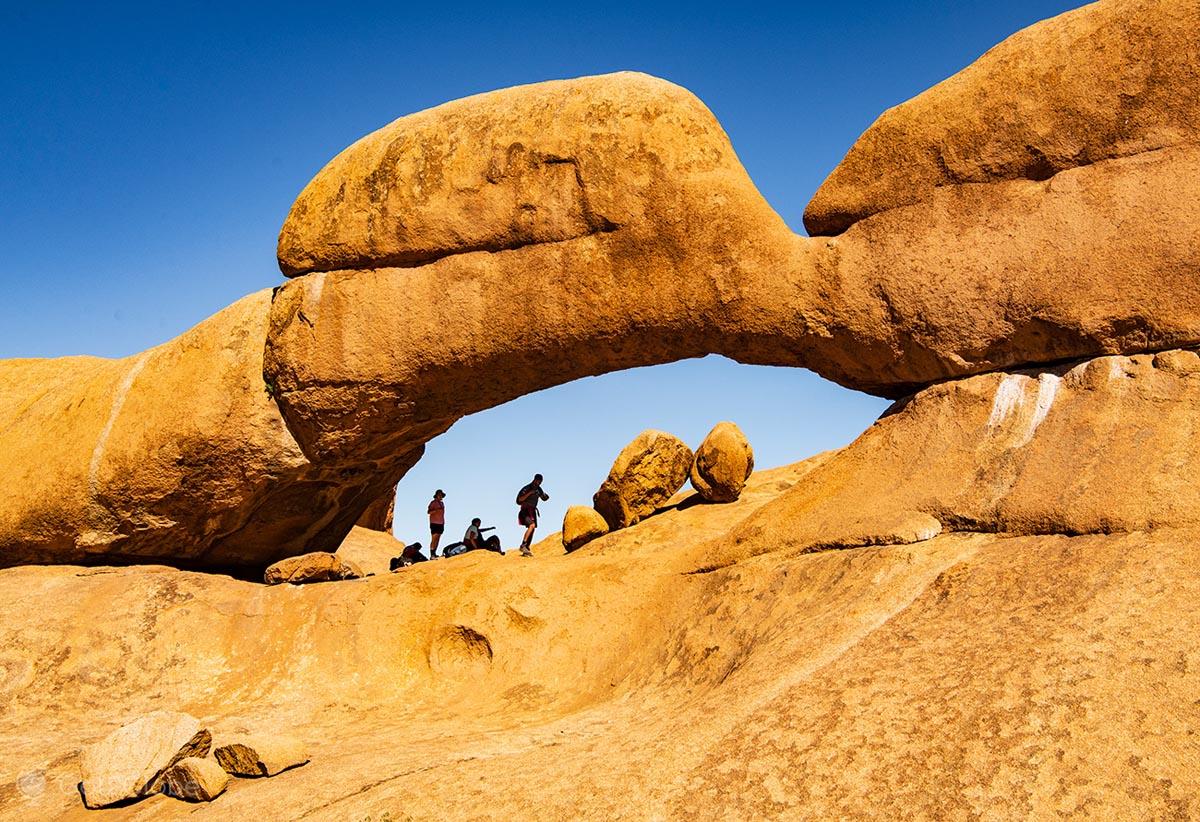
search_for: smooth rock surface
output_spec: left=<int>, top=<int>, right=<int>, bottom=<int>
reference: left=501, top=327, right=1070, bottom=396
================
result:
left=690, top=422, right=754, bottom=503
left=4, top=432, right=1199, bottom=817
left=804, top=0, right=1200, bottom=235
left=355, top=492, right=396, bottom=533
left=264, top=552, right=363, bottom=585
left=593, top=431, right=693, bottom=530
left=161, top=756, right=229, bottom=802
left=214, top=736, right=309, bottom=777
left=78, top=711, right=210, bottom=808
left=562, top=506, right=609, bottom=553
left=334, top=525, right=407, bottom=576
left=705, top=349, right=1200, bottom=569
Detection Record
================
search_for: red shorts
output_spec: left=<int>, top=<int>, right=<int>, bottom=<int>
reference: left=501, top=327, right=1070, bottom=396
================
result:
left=518, top=506, right=538, bottom=527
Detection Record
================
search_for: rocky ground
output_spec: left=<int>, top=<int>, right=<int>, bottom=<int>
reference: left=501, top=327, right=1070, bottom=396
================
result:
left=3, top=424, right=1199, bottom=818
left=2, top=0, right=1198, bottom=817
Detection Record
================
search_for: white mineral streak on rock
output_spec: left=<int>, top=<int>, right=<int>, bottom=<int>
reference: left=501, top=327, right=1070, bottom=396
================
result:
left=1019, top=372, right=1061, bottom=446
left=88, top=354, right=150, bottom=498
left=987, top=374, right=1030, bottom=429
left=305, top=271, right=326, bottom=326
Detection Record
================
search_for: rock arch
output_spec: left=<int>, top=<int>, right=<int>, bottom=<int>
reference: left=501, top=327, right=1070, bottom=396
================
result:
left=1, top=0, right=1197, bottom=569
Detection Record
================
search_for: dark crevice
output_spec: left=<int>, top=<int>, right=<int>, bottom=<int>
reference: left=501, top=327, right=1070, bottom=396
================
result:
left=287, top=222, right=621, bottom=278
left=811, top=141, right=1190, bottom=237
left=878, top=340, right=1200, bottom=410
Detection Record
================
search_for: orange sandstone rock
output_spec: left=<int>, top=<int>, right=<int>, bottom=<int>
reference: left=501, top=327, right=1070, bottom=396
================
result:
left=690, top=422, right=754, bottom=503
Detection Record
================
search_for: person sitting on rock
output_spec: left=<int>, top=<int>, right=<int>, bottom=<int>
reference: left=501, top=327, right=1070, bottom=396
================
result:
left=515, top=474, right=550, bottom=557
left=390, top=541, right=427, bottom=570
left=428, top=489, right=446, bottom=558
left=464, top=518, right=501, bottom=553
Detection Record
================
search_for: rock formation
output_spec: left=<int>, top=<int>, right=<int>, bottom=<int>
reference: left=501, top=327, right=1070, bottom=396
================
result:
left=0, top=293, right=421, bottom=569
left=213, top=737, right=309, bottom=777
left=593, top=430, right=693, bottom=530
left=263, top=552, right=363, bottom=585
left=162, top=757, right=229, bottom=802
left=355, top=492, right=396, bottom=533
left=3, top=12, right=1200, bottom=817
left=804, top=0, right=1200, bottom=236
left=562, top=505, right=610, bottom=553
left=690, top=422, right=754, bottom=503
left=704, top=349, right=1200, bottom=570
left=7, top=437, right=1200, bottom=817
left=77, top=711, right=211, bottom=808
left=3, top=0, right=1198, bottom=569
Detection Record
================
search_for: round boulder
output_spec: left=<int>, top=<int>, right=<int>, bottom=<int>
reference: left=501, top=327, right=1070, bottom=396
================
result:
left=690, top=422, right=754, bottom=503
left=562, top=506, right=610, bottom=553
left=593, top=430, right=693, bottom=530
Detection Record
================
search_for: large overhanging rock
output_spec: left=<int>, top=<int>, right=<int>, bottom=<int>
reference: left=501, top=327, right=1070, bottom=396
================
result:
left=2, top=0, right=1198, bottom=568
left=0, top=293, right=420, bottom=568
left=804, top=0, right=1200, bottom=236
left=268, top=0, right=1200, bottom=465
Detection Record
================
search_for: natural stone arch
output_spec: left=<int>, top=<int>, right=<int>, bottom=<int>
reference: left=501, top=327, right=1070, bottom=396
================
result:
left=1, top=0, right=1198, bottom=569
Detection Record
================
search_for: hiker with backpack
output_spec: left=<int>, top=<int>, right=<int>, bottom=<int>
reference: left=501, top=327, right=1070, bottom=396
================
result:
left=515, top=474, right=550, bottom=557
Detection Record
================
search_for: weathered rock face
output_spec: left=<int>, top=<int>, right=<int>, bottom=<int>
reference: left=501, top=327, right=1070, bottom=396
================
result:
left=162, top=756, right=229, bottom=802
left=214, top=737, right=309, bottom=777
left=593, top=431, right=693, bottom=530
left=562, top=506, right=609, bottom=553
left=804, top=0, right=1200, bottom=236
left=78, top=711, right=211, bottom=808
left=263, top=551, right=363, bottom=585
left=809, top=143, right=1200, bottom=394
left=0, top=293, right=421, bottom=569
left=264, top=73, right=813, bottom=464
left=706, top=348, right=1200, bottom=569
left=690, top=422, right=754, bottom=503
left=5, top=425, right=1200, bottom=818
left=266, top=17, right=1200, bottom=471
left=792, top=0, right=1200, bottom=394
left=3, top=0, right=1199, bottom=569
left=355, top=492, right=395, bottom=533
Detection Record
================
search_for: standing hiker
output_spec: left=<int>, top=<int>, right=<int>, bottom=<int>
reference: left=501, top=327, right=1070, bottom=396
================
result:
left=428, top=489, right=446, bottom=558
left=515, top=473, right=549, bottom=557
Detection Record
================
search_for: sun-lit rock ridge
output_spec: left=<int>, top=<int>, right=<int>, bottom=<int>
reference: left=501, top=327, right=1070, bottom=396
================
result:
left=1, top=0, right=1196, bottom=569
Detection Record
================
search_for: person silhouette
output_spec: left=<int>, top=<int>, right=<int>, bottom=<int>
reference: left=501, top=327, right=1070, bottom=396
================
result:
left=515, top=474, right=549, bottom=557
left=427, top=489, right=446, bottom=557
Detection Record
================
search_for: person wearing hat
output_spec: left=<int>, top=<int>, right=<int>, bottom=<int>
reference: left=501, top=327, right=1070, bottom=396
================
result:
left=427, top=489, right=447, bottom=558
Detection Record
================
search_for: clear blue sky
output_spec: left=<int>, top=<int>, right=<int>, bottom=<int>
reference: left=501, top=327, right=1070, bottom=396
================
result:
left=1, top=0, right=1081, bottom=552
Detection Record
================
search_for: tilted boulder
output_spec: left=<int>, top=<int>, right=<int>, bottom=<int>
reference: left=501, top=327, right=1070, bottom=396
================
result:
left=355, top=491, right=395, bottom=533
left=334, top=525, right=407, bottom=576
left=562, top=506, right=610, bottom=553
left=162, top=756, right=229, bottom=802
left=690, top=422, right=754, bottom=503
left=78, top=711, right=211, bottom=808
left=593, top=431, right=693, bottom=530
left=214, top=736, right=309, bottom=777
left=264, top=552, right=363, bottom=585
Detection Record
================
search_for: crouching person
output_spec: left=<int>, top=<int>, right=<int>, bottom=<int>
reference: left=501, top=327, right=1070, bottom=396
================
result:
left=464, top=518, right=501, bottom=553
